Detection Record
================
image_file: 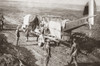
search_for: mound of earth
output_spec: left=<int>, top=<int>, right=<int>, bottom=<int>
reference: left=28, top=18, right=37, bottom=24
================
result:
left=0, top=33, right=38, bottom=66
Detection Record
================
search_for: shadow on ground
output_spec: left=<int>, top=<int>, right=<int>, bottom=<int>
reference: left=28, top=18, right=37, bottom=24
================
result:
left=65, top=62, right=100, bottom=66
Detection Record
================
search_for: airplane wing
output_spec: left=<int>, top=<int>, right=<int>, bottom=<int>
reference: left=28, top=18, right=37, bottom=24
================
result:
left=63, top=15, right=97, bottom=32
left=66, top=15, right=96, bottom=23
left=63, top=24, right=87, bottom=32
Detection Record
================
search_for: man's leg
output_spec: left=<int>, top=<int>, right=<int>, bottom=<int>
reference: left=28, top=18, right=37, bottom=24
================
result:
left=16, top=37, right=19, bottom=46
left=0, top=25, right=1, bottom=30
left=26, top=33, right=28, bottom=42
left=73, top=56, right=78, bottom=66
left=37, top=36, right=39, bottom=41
left=49, top=48, right=51, bottom=57
left=68, top=56, right=73, bottom=66
left=26, top=36, right=28, bottom=42
left=1, top=21, right=3, bottom=30
left=46, top=56, right=49, bottom=66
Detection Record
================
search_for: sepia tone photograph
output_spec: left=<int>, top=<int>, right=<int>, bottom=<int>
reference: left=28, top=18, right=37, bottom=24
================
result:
left=0, top=0, right=100, bottom=66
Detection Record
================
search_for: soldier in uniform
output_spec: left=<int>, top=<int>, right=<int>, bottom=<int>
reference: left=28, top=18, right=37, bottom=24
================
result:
left=68, top=38, right=79, bottom=66
left=25, top=25, right=30, bottom=42
left=68, top=32, right=88, bottom=66
left=0, top=13, right=5, bottom=30
left=44, top=38, right=51, bottom=66
left=16, top=26, right=20, bottom=46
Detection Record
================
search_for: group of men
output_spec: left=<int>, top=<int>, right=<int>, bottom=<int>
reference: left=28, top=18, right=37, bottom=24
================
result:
left=15, top=14, right=88, bottom=66
left=16, top=15, right=39, bottom=46
left=16, top=25, right=30, bottom=46
left=15, top=15, right=51, bottom=66
left=42, top=33, right=82, bottom=66
left=43, top=32, right=88, bottom=66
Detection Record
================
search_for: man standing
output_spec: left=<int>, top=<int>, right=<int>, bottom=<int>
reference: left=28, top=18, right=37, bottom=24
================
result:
left=16, top=26, right=20, bottom=46
left=44, top=39, right=51, bottom=66
left=0, top=13, right=5, bottom=30
left=25, top=25, right=30, bottom=42
left=68, top=32, right=89, bottom=66
left=68, top=38, right=78, bottom=66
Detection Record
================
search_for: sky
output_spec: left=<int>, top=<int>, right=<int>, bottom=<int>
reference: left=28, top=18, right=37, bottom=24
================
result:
left=0, top=0, right=100, bottom=11
left=1, top=0, right=99, bottom=6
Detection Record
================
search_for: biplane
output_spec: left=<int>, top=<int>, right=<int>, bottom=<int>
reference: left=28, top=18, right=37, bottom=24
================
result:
left=32, top=15, right=97, bottom=47
left=19, top=0, right=97, bottom=47
left=34, top=0, right=97, bottom=46
left=18, top=14, right=96, bottom=46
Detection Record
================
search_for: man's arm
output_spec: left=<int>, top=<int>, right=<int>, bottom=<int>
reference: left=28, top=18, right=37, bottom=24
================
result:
left=1, top=14, right=5, bottom=20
